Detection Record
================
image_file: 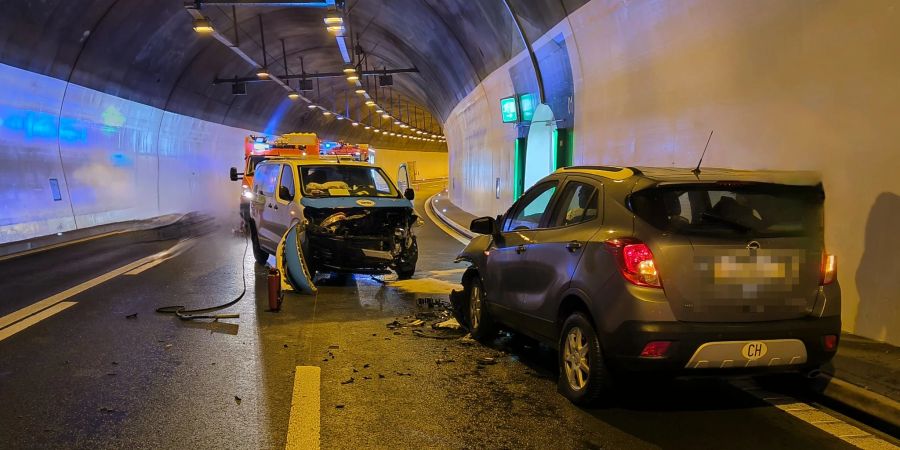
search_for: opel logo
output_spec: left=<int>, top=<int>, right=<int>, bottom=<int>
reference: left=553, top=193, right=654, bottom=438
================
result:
left=747, top=241, right=761, bottom=250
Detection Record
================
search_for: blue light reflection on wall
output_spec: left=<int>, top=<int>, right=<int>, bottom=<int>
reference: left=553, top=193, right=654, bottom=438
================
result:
left=263, top=98, right=293, bottom=135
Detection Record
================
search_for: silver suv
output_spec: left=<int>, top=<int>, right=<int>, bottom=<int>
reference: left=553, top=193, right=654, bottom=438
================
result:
left=452, top=166, right=840, bottom=405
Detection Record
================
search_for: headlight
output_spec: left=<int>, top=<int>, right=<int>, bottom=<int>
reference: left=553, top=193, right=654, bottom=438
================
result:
left=242, top=189, right=254, bottom=200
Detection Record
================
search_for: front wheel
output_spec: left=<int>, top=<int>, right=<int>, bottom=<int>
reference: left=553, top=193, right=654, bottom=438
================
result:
left=249, top=224, right=269, bottom=265
left=558, top=312, right=613, bottom=405
left=465, top=277, right=497, bottom=342
left=395, top=236, right=418, bottom=279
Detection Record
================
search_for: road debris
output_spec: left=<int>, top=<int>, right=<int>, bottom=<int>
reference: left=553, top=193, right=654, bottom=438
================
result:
left=435, top=358, right=455, bottom=365
left=328, top=344, right=340, bottom=349
left=433, top=318, right=461, bottom=330
left=477, top=357, right=497, bottom=366
left=234, top=396, right=242, bottom=405
left=335, top=404, right=345, bottom=409
left=341, top=377, right=355, bottom=385
left=378, top=373, right=385, bottom=379
left=363, top=363, right=371, bottom=368
left=394, top=371, right=412, bottom=377
left=125, top=313, right=138, bottom=320
left=408, top=319, right=425, bottom=327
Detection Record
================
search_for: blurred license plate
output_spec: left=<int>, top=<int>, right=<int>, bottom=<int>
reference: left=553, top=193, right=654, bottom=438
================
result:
left=714, top=258, right=785, bottom=281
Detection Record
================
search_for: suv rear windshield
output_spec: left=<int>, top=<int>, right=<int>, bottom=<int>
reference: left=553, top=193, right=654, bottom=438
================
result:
left=629, top=183, right=823, bottom=237
left=299, top=165, right=398, bottom=198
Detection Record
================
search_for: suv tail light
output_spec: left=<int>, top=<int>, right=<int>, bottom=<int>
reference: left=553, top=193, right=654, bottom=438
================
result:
left=820, top=252, right=836, bottom=285
left=604, top=238, right=663, bottom=288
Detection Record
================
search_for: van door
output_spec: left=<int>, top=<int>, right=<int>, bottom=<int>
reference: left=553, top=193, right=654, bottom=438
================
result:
left=253, top=163, right=282, bottom=251
left=631, top=183, right=825, bottom=322
left=270, top=164, right=298, bottom=240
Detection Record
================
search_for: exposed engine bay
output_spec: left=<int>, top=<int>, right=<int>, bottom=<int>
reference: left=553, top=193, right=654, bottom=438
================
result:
left=302, top=206, right=419, bottom=277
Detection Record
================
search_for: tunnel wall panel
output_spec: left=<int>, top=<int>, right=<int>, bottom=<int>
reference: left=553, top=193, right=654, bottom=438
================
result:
left=0, top=62, right=249, bottom=244
left=444, top=0, right=900, bottom=344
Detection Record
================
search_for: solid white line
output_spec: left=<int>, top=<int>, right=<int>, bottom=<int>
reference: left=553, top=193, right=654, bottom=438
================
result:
left=733, top=379, right=897, bottom=449
left=0, top=302, right=77, bottom=342
left=285, top=366, right=321, bottom=450
left=424, top=194, right=470, bottom=245
left=0, top=239, right=193, bottom=330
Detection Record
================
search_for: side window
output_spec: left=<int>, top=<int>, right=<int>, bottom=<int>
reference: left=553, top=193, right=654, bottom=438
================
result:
left=550, top=181, right=599, bottom=227
left=503, top=182, right=558, bottom=231
left=278, top=165, right=295, bottom=201
left=257, top=164, right=279, bottom=195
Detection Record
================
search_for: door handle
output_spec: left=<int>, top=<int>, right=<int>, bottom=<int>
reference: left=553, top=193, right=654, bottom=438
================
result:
left=515, top=244, right=527, bottom=254
left=566, top=241, right=583, bottom=252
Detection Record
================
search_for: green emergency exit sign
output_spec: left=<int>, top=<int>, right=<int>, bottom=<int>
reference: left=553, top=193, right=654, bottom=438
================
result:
left=500, top=96, right=518, bottom=123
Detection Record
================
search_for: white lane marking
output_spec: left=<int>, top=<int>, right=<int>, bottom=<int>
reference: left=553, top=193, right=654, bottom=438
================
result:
left=0, top=302, right=77, bottom=342
left=285, top=366, right=321, bottom=450
left=125, top=239, right=196, bottom=275
left=732, top=379, right=898, bottom=449
left=424, top=194, right=470, bottom=245
left=0, top=239, right=193, bottom=331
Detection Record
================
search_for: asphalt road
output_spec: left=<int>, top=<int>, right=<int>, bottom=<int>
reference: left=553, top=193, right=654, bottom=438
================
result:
left=0, top=184, right=894, bottom=449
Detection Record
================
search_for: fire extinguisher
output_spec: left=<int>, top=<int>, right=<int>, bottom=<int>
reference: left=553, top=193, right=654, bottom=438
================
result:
left=268, top=267, right=282, bottom=311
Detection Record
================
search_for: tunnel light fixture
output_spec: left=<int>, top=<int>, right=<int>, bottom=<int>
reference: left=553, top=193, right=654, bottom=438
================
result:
left=327, top=25, right=345, bottom=34
left=288, top=91, right=300, bottom=100
left=193, top=18, right=214, bottom=33
left=375, top=108, right=384, bottom=113
left=323, top=15, right=344, bottom=26
left=323, top=110, right=332, bottom=116
left=351, top=122, right=359, bottom=126
left=343, top=66, right=357, bottom=74
left=394, top=120, right=401, bottom=125
left=355, top=88, right=366, bottom=94
left=365, top=100, right=375, bottom=106
left=257, top=67, right=270, bottom=79
left=364, top=126, right=371, bottom=130
left=382, top=113, right=390, bottom=119
left=400, top=124, right=409, bottom=129
left=336, top=115, right=344, bottom=120
left=307, top=104, right=318, bottom=109
left=346, top=74, right=359, bottom=82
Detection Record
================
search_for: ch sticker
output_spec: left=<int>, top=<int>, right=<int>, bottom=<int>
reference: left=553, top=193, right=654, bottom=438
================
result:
left=741, top=342, right=768, bottom=360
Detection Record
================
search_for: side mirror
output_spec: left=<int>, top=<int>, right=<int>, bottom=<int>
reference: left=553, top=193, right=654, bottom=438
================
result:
left=469, top=216, right=496, bottom=235
left=404, top=188, right=415, bottom=201
left=229, top=167, right=243, bottom=181
left=279, top=186, right=294, bottom=201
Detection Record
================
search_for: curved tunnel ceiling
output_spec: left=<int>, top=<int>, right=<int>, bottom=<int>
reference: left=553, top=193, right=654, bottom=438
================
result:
left=0, top=0, right=589, bottom=149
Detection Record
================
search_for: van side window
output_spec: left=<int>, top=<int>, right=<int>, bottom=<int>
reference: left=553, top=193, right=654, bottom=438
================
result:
left=278, top=165, right=295, bottom=201
left=256, top=164, right=279, bottom=195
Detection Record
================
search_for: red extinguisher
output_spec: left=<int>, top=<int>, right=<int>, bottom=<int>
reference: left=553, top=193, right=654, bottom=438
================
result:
left=267, top=267, right=282, bottom=312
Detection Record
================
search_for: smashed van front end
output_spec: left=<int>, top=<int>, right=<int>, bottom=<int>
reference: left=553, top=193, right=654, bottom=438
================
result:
left=300, top=196, right=418, bottom=275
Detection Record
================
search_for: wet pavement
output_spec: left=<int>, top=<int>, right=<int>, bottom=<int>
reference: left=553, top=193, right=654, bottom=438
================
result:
left=0, top=184, right=896, bottom=449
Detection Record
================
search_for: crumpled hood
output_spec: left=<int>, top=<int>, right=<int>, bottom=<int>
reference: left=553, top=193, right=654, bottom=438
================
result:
left=299, top=196, right=413, bottom=209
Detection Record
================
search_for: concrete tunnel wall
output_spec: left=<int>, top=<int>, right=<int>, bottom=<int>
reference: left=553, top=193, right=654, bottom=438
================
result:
left=444, top=0, right=900, bottom=344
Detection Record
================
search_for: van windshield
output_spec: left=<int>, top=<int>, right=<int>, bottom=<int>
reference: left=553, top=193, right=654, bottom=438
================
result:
left=629, top=183, right=823, bottom=238
left=299, top=165, right=398, bottom=198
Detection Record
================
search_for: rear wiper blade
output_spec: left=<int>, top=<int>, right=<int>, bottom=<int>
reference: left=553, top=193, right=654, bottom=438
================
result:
left=700, top=212, right=753, bottom=232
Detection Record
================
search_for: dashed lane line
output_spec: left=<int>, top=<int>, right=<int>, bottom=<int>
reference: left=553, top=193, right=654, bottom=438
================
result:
left=0, top=239, right=193, bottom=335
left=732, top=378, right=899, bottom=449
left=285, top=366, right=321, bottom=450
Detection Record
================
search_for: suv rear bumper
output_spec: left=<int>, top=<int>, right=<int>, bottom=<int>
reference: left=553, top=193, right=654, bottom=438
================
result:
left=603, top=315, right=840, bottom=374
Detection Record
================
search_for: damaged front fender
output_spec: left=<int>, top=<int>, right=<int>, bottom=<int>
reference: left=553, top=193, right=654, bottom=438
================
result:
left=278, top=224, right=317, bottom=295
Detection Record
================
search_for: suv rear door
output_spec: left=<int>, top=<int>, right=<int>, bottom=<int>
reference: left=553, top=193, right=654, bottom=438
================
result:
left=631, top=182, right=825, bottom=322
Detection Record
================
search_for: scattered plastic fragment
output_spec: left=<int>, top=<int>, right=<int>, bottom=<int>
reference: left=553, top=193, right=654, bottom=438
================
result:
left=409, top=319, right=425, bottom=327
left=125, top=313, right=138, bottom=319
left=378, top=374, right=385, bottom=379
left=433, top=318, right=461, bottom=330
left=328, top=344, right=340, bottom=349
left=363, top=363, right=371, bottom=368
left=477, top=357, right=497, bottom=366
left=335, top=404, right=345, bottom=409
left=341, top=377, right=355, bottom=385
left=234, top=396, right=242, bottom=405
left=395, top=371, right=412, bottom=376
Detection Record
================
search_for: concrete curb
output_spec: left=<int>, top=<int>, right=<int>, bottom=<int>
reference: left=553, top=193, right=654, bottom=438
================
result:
left=819, top=374, right=900, bottom=430
left=426, top=194, right=476, bottom=240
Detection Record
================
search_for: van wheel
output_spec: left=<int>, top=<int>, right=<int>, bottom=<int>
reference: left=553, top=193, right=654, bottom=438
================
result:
left=558, top=312, right=613, bottom=405
left=465, top=277, right=496, bottom=342
left=249, top=225, right=269, bottom=265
